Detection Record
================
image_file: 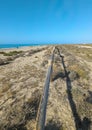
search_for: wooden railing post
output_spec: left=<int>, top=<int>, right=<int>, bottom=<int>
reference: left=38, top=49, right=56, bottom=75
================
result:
left=36, top=47, right=55, bottom=130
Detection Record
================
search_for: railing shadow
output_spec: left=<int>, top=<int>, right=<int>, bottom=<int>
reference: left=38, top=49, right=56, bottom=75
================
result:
left=7, top=124, right=27, bottom=130
left=45, top=120, right=62, bottom=130
left=86, top=91, right=92, bottom=104
left=59, top=54, right=91, bottom=130
left=52, top=72, right=65, bottom=81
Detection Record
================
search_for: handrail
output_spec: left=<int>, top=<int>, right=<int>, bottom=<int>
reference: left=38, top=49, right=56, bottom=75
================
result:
left=36, top=47, right=55, bottom=130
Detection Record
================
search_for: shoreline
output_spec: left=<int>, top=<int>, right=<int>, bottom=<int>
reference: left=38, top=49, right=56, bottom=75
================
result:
left=0, top=43, right=64, bottom=49
left=0, top=43, right=50, bottom=50
left=0, top=45, right=48, bottom=52
left=0, top=43, right=92, bottom=51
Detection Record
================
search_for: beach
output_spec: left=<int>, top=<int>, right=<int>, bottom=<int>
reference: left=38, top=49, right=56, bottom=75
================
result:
left=0, top=44, right=92, bottom=130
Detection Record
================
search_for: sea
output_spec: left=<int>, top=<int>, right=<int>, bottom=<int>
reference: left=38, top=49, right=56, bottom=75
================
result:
left=0, top=43, right=46, bottom=49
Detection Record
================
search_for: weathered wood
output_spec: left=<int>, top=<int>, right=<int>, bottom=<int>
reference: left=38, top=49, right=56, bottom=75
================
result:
left=36, top=47, right=55, bottom=130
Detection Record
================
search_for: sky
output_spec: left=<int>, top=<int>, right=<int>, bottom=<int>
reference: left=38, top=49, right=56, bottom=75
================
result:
left=0, top=0, right=92, bottom=44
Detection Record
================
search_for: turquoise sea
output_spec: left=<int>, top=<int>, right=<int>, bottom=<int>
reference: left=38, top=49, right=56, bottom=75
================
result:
left=0, top=43, right=45, bottom=49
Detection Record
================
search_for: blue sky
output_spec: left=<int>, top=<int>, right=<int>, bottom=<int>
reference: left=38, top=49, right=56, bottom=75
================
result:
left=0, top=0, right=92, bottom=44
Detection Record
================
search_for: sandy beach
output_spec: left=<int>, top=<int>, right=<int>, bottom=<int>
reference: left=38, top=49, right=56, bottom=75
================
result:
left=0, top=44, right=92, bottom=130
left=0, top=45, right=47, bottom=52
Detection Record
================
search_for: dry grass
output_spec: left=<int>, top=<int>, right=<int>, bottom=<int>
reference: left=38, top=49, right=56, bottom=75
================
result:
left=78, top=101, right=92, bottom=119
left=0, top=45, right=92, bottom=130
left=68, top=64, right=88, bottom=79
left=0, top=90, right=41, bottom=130
left=0, top=51, right=23, bottom=56
left=63, top=44, right=92, bottom=61
left=0, top=83, right=11, bottom=98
